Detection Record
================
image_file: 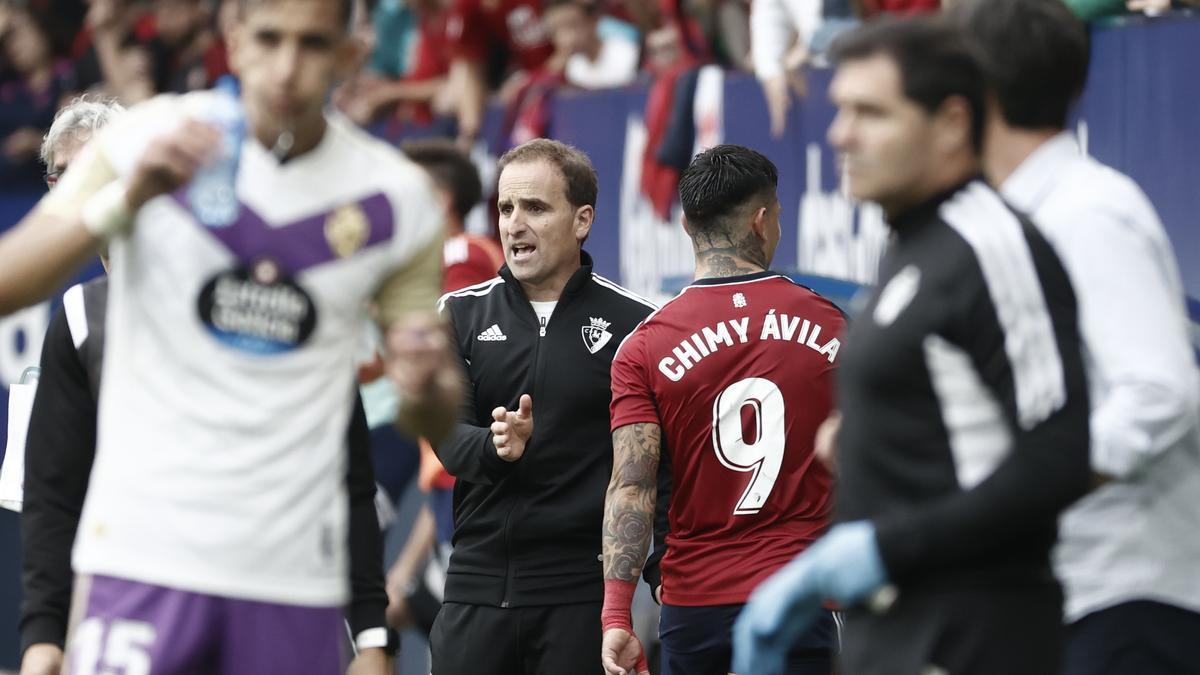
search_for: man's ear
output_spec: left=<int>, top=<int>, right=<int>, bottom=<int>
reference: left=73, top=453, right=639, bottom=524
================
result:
left=681, top=213, right=693, bottom=235
left=748, top=206, right=768, bottom=242
left=574, top=204, right=595, bottom=243
left=933, top=95, right=973, bottom=160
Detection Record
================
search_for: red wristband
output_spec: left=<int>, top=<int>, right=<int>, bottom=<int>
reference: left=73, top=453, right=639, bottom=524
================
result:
left=601, top=579, right=637, bottom=632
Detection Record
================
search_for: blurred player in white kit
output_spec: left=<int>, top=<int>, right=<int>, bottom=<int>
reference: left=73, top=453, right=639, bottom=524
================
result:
left=0, top=0, right=462, bottom=673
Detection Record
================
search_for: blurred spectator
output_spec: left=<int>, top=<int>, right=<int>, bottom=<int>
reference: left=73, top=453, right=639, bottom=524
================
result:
left=340, top=0, right=457, bottom=128
left=144, top=0, right=222, bottom=93
left=84, top=0, right=227, bottom=104
left=543, top=0, right=639, bottom=89
left=812, top=0, right=858, bottom=55
left=86, top=0, right=155, bottom=104
left=685, top=0, right=753, bottom=69
left=851, top=0, right=939, bottom=15
left=1062, top=0, right=1127, bottom=19
left=640, top=22, right=698, bottom=218
left=1129, top=0, right=1200, bottom=11
left=750, top=0, right=820, bottom=138
left=659, top=0, right=715, bottom=61
left=0, top=3, right=77, bottom=189
left=1065, top=0, right=1198, bottom=20
left=445, top=0, right=553, bottom=145
left=605, top=0, right=663, bottom=32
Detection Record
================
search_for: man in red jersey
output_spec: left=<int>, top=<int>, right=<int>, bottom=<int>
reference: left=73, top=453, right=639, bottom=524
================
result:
left=600, top=144, right=845, bottom=675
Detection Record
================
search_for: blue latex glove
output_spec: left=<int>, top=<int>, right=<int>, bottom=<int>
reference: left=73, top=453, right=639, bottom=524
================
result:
left=732, top=521, right=888, bottom=675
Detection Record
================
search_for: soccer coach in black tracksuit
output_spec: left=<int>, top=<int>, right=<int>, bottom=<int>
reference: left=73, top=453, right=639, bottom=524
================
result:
left=430, top=139, right=655, bottom=675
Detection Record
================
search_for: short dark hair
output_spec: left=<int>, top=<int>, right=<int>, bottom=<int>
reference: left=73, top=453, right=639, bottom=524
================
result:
left=403, top=139, right=483, bottom=222
left=678, top=144, right=778, bottom=238
left=950, top=0, right=1089, bottom=131
left=238, top=0, right=355, bottom=29
left=497, top=139, right=598, bottom=209
left=830, top=17, right=987, bottom=153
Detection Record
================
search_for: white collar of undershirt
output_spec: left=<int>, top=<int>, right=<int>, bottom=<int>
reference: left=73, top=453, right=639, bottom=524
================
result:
left=529, top=300, right=557, bottom=324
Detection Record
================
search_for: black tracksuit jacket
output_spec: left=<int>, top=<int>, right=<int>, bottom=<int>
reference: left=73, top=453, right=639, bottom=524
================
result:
left=434, top=252, right=656, bottom=607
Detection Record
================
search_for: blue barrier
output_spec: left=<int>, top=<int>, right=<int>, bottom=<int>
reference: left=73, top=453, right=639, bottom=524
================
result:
left=0, top=14, right=1197, bottom=667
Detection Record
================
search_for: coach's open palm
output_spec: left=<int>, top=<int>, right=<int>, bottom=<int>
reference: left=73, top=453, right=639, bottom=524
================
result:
left=492, top=394, right=533, bottom=461
left=601, top=628, right=650, bottom=675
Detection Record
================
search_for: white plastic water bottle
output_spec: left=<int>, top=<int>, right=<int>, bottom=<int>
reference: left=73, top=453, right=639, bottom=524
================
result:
left=187, top=76, right=245, bottom=228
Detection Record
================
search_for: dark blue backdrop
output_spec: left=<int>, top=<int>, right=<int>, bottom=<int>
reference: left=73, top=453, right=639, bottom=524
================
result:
left=1, top=14, right=1197, bottom=668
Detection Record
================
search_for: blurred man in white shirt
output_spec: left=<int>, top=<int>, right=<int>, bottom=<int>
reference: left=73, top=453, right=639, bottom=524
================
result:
left=955, top=1, right=1200, bottom=672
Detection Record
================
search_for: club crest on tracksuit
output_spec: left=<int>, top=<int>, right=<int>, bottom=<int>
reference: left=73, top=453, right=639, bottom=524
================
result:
left=582, top=317, right=613, bottom=354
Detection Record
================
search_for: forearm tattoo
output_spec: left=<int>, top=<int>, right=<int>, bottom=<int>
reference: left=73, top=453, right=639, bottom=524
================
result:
left=603, top=423, right=661, bottom=582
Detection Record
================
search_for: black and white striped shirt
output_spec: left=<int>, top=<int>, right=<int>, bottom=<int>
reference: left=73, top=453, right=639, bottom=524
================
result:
left=836, top=179, right=1091, bottom=587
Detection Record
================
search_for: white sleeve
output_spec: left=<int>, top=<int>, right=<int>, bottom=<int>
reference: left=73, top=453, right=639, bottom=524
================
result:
left=750, top=0, right=795, bottom=80
left=0, top=380, right=38, bottom=512
left=1057, top=201, right=1200, bottom=478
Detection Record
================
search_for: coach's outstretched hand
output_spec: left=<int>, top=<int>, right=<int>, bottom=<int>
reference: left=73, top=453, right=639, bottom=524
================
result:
left=733, top=521, right=888, bottom=675
left=492, top=394, right=533, bottom=461
left=601, top=627, right=650, bottom=675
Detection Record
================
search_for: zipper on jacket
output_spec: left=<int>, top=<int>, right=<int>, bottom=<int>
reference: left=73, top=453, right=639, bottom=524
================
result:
left=502, top=302, right=544, bottom=607
left=500, top=499, right=515, bottom=608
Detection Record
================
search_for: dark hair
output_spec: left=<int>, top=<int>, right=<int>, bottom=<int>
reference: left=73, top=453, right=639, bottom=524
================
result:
left=830, top=17, right=987, bottom=153
left=238, top=0, right=355, bottom=29
left=403, top=139, right=483, bottom=222
left=678, top=144, right=778, bottom=237
left=950, top=0, right=1088, bottom=130
left=497, top=139, right=598, bottom=209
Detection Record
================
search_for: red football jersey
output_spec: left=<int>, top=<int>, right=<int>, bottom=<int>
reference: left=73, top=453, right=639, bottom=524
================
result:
left=446, top=0, right=553, bottom=71
left=443, top=233, right=503, bottom=293
left=610, top=273, right=844, bottom=606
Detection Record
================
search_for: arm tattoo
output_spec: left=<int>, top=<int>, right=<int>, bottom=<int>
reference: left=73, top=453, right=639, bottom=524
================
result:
left=603, top=423, right=662, bottom=582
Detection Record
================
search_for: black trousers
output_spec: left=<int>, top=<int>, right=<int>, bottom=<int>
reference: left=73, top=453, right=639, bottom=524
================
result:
left=430, top=601, right=603, bottom=675
left=839, top=586, right=1063, bottom=675
left=1063, top=600, right=1200, bottom=675
left=659, top=603, right=833, bottom=675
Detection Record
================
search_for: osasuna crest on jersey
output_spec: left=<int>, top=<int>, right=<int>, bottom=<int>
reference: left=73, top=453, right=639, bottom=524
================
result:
left=582, top=316, right=613, bottom=354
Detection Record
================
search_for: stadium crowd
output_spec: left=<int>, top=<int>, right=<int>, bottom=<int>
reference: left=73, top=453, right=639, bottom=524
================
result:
left=1, top=1, right=1198, bottom=675
left=4, top=0, right=1197, bottom=191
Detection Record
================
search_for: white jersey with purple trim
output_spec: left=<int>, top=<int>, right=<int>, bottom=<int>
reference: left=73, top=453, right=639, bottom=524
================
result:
left=69, top=91, right=443, bottom=606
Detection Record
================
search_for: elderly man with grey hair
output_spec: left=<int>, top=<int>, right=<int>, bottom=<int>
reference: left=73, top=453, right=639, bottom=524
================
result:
left=39, top=96, right=126, bottom=190
left=17, top=95, right=124, bottom=675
